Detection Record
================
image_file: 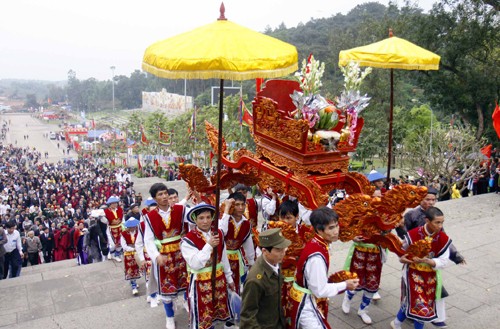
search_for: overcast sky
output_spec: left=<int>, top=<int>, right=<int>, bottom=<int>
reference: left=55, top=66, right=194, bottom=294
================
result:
left=0, top=0, right=436, bottom=81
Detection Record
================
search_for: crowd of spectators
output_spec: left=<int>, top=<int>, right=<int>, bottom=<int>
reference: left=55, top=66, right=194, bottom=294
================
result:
left=0, top=143, right=139, bottom=279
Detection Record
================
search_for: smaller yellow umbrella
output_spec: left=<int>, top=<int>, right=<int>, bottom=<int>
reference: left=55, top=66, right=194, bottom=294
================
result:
left=339, top=31, right=440, bottom=181
left=339, top=36, right=440, bottom=70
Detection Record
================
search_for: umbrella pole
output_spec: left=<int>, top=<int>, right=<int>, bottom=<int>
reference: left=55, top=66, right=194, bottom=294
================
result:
left=212, top=78, right=224, bottom=304
left=387, top=68, right=394, bottom=186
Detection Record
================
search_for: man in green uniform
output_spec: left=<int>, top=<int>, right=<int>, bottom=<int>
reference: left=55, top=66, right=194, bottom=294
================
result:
left=240, top=228, right=291, bottom=329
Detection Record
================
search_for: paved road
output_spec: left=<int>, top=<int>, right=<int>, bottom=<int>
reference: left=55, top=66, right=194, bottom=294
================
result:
left=1, top=113, right=77, bottom=162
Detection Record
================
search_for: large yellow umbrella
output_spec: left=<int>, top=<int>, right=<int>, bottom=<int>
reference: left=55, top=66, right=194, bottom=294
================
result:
left=142, top=2, right=298, bottom=293
left=339, top=30, right=440, bottom=181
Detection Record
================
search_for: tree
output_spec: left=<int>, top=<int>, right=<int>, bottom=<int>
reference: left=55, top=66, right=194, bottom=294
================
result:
left=400, top=122, right=486, bottom=196
left=24, top=94, right=39, bottom=109
left=410, top=0, right=499, bottom=140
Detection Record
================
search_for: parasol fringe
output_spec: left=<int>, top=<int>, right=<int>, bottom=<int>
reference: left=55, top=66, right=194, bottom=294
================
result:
left=338, top=59, right=439, bottom=71
left=142, top=62, right=298, bottom=80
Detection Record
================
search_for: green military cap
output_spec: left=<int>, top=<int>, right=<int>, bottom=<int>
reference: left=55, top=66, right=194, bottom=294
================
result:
left=259, top=228, right=291, bottom=248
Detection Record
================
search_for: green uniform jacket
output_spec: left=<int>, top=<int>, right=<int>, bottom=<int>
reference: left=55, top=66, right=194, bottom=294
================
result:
left=240, top=255, right=285, bottom=329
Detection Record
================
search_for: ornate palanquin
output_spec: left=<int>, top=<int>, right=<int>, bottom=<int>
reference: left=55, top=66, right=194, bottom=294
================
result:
left=181, top=80, right=367, bottom=209
left=179, top=79, right=427, bottom=256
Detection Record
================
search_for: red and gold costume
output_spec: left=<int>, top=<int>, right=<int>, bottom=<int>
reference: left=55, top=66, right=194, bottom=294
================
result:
left=223, top=215, right=254, bottom=294
left=343, top=242, right=383, bottom=293
left=144, top=204, right=188, bottom=296
left=181, top=229, right=233, bottom=329
left=289, top=234, right=332, bottom=329
left=402, top=226, right=451, bottom=322
left=104, top=207, right=124, bottom=247
left=121, top=229, right=141, bottom=280
left=267, top=221, right=314, bottom=320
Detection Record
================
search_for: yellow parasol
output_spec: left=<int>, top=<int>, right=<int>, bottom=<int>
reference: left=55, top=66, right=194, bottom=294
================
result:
left=142, top=2, right=298, bottom=296
left=339, top=30, right=440, bottom=182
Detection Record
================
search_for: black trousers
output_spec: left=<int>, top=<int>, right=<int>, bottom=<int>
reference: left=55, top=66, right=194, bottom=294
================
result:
left=28, top=252, right=39, bottom=265
left=3, top=250, right=21, bottom=278
left=43, top=249, right=52, bottom=263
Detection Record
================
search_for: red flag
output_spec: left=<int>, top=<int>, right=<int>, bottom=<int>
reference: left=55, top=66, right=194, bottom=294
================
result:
left=91, top=119, right=96, bottom=129
left=481, top=144, right=492, bottom=158
left=158, top=128, right=172, bottom=145
left=111, top=158, right=116, bottom=166
left=256, top=78, right=264, bottom=93
left=137, top=157, right=142, bottom=170
left=209, top=151, right=214, bottom=168
left=154, top=158, right=159, bottom=168
left=242, top=102, right=253, bottom=126
left=493, top=102, right=500, bottom=139
left=122, top=159, right=127, bottom=166
left=140, top=126, right=149, bottom=145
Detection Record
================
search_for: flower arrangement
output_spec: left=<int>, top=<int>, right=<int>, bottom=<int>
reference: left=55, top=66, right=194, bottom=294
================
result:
left=290, top=55, right=372, bottom=151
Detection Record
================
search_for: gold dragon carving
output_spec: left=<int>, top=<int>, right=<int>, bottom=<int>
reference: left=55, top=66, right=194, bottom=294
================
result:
left=334, top=184, right=428, bottom=256
left=204, top=121, right=229, bottom=157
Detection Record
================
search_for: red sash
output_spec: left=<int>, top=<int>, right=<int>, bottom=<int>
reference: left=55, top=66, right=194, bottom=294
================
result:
left=182, top=229, right=231, bottom=329
left=121, top=230, right=141, bottom=280
left=404, top=226, right=451, bottom=322
left=225, top=219, right=251, bottom=293
left=245, top=198, right=258, bottom=228
left=146, top=205, right=188, bottom=296
left=289, top=235, right=331, bottom=329
left=105, top=207, right=123, bottom=246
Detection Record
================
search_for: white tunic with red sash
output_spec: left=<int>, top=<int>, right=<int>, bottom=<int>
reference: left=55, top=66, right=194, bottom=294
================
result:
left=403, top=226, right=451, bottom=322
left=144, top=205, right=188, bottom=296
left=288, top=235, right=346, bottom=329
left=136, top=218, right=152, bottom=279
left=120, top=229, right=141, bottom=280
left=220, top=214, right=254, bottom=294
left=104, top=207, right=123, bottom=247
left=181, top=228, right=233, bottom=329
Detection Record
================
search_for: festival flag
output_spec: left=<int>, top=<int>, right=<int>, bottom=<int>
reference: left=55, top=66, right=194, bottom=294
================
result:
left=158, top=128, right=173, bottom=146
left=493, top=101, right=500, bottom=139
left=241, top=101, right=253, bottom=126
left=111, top=158, right=116, bottom=166
left=122, top=158, right=127, bottom=166
left=91, top=119, right=96, bottom=129
left=140, top=125, right=149, bottom=145
left=154, top=158, right=159, bottom=168
left=480, top=144, right=492, bottom=158
left=137, top=157, right=142, bottom=170
left=209, top=151, right=214, bottom=168
left=256, top=78, right=264, bottom=93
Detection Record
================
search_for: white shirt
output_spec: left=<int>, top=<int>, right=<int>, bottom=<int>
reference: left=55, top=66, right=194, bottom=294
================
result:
left=5, top=229, right=22, bottom=253
left=298, top=253, right=346, bottom=328
left=260, top=196, right=276, bottom=221
left=135, top=222, right=146, bottom=262
left=180, top=227, right=233, bottom=284
left=304, top=255, right=346, bottom=297
left=120, top=230, right=137, bottom=252
left=219, top=213, right=255, bottom=266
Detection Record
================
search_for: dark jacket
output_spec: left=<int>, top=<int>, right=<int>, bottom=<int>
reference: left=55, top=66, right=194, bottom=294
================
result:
left=240, top=255, right=286, bottom=329
left=40, top=232, right=54, bottom=252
